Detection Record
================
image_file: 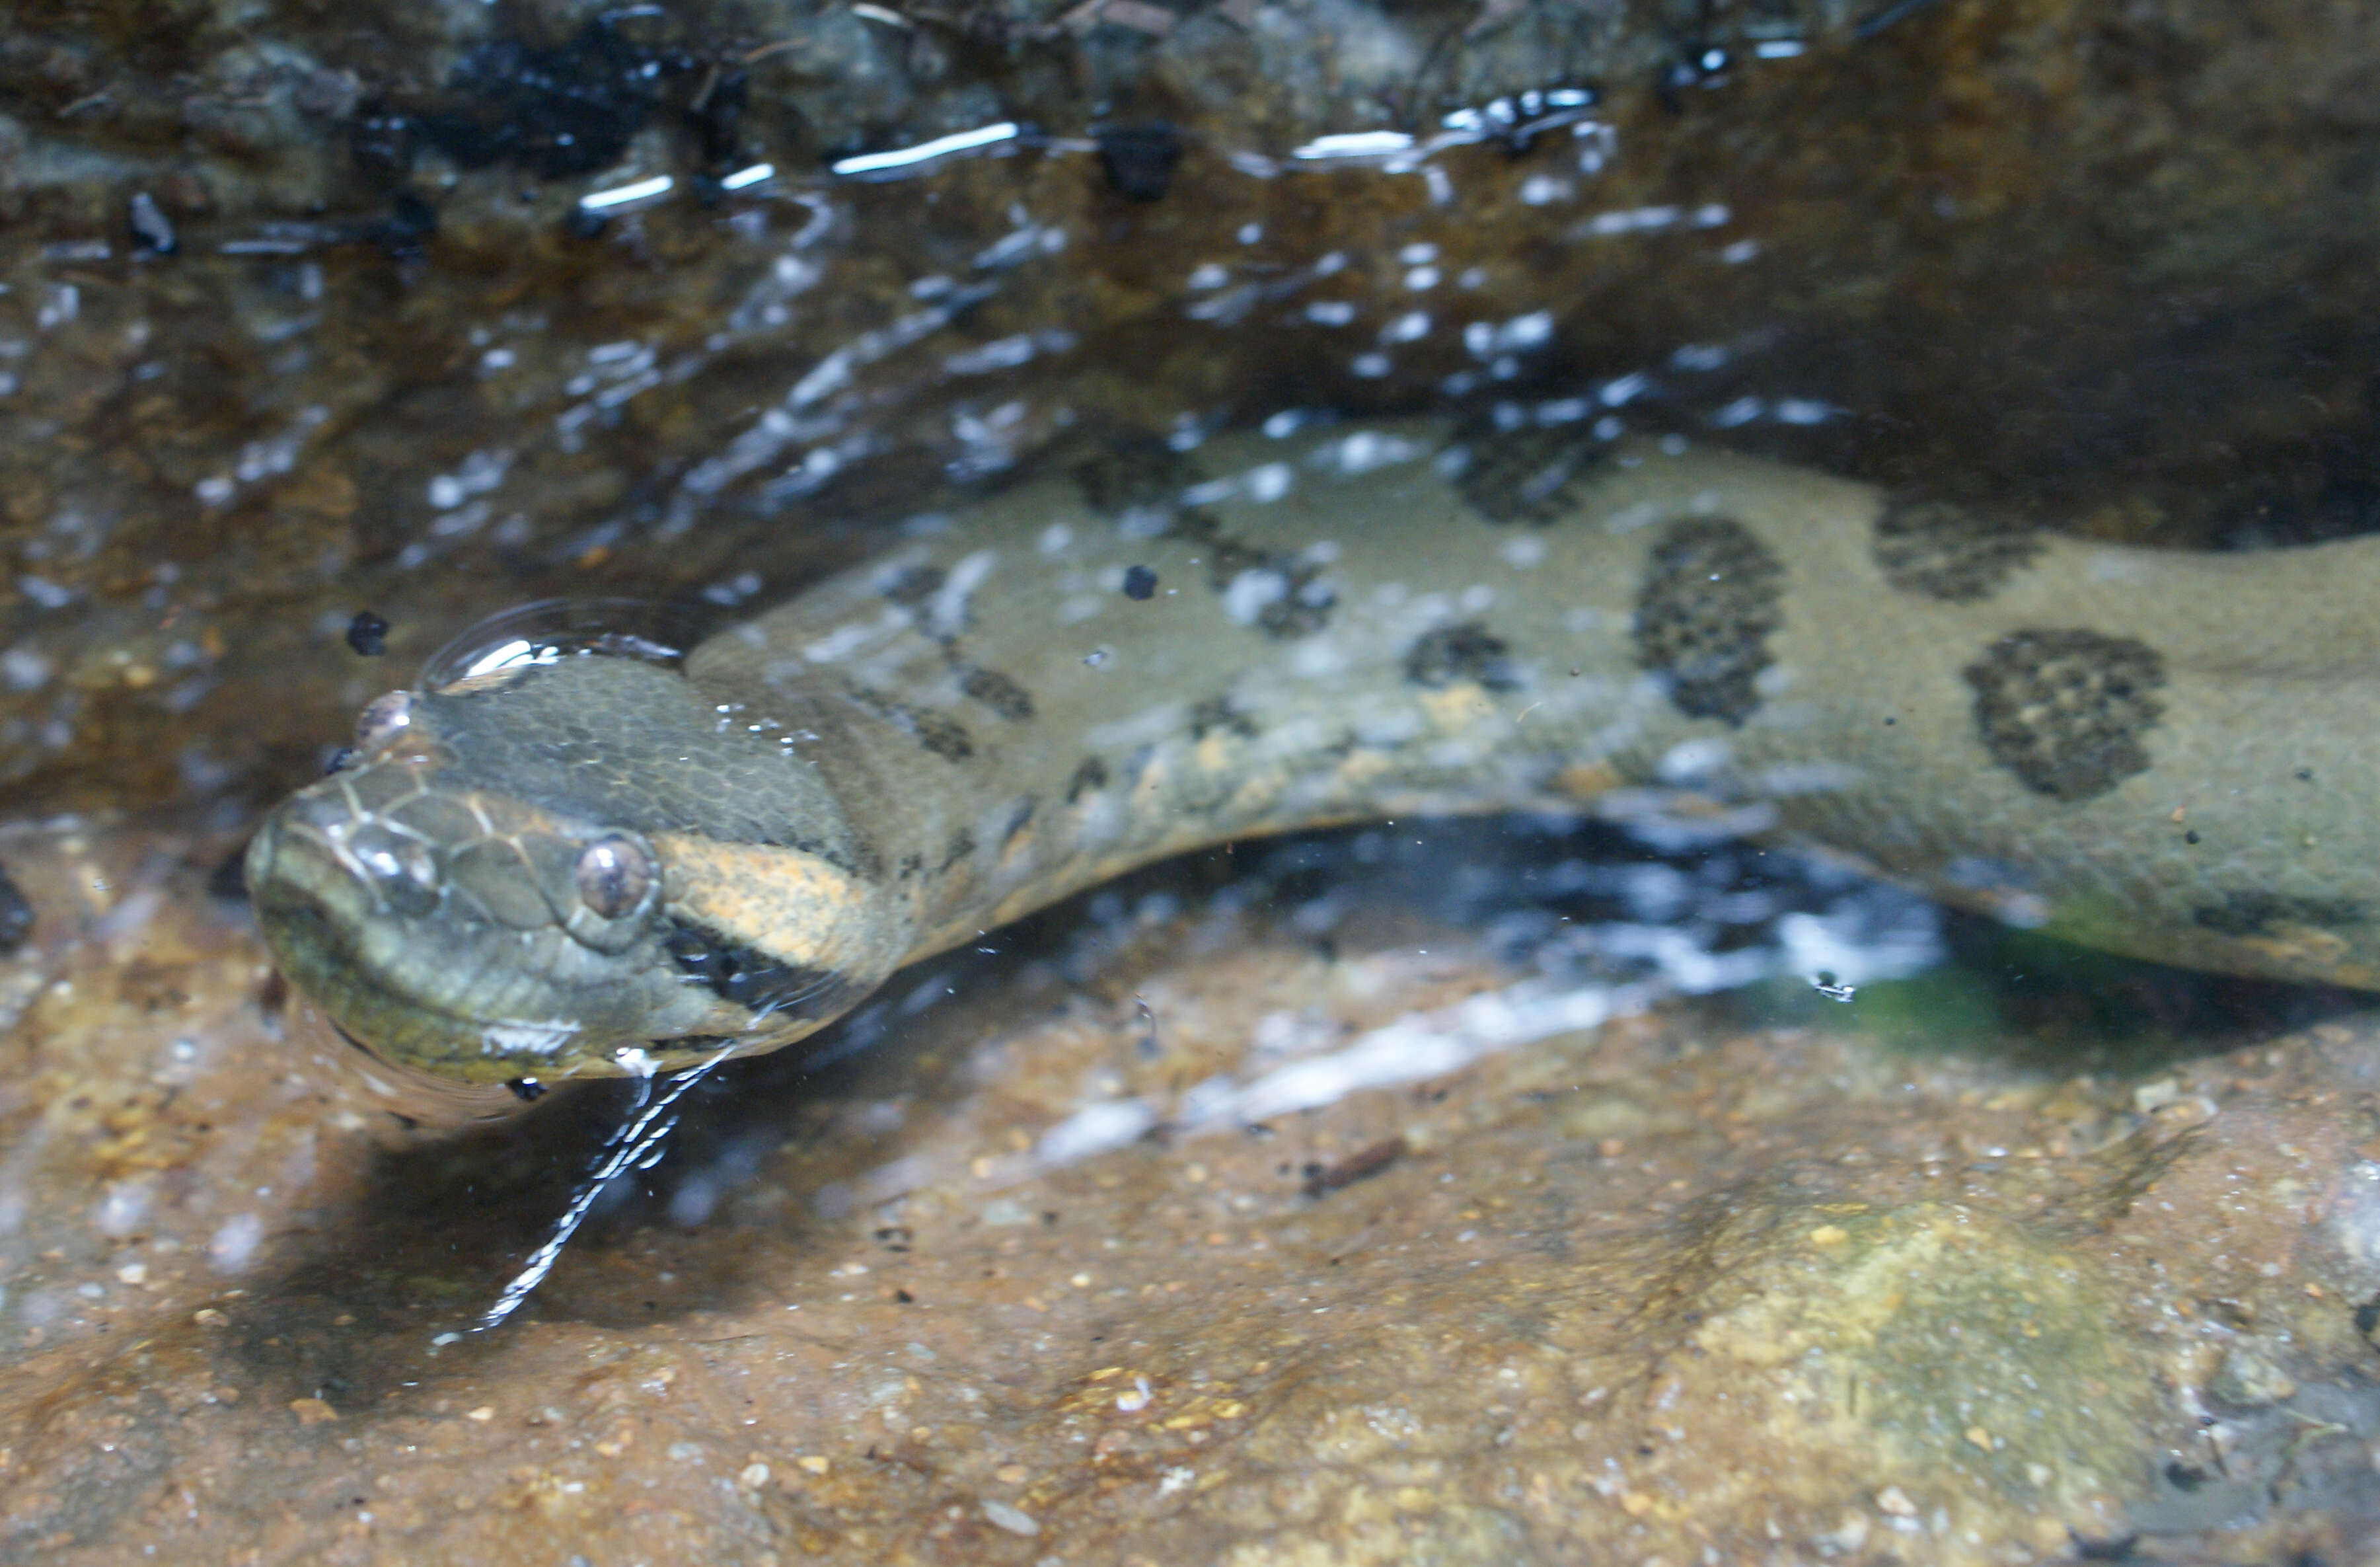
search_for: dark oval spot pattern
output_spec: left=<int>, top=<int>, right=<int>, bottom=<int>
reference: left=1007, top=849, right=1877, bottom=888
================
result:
left=1174, top=519, right=1335, bottom=640
left=880, top=564, right=946, bottom=607
left=1066, top=755, right=1109, bottom=801
left=1873, top=497, right=2043, bottom=602
left=1244, top=570, right=1337, bottom=640
left=1072, top=435, right=1201, bottom=519
left=2192, top=889, right=2366, bottom=937
left=1121, top=564, right=1158, bottom=601
left=1189, top=695, right=1259, bottom=740
left=1963, top=629, right=2165, bottom=801
left=1445, top=419, right=1606, bottom=525
left=1405, top=623, right=1521, bottom=692
left=843, top=683, right=975, bottom=761
left=911, top=711, right=976, bottom=761
left=1632, top=517, right=1784, bottom=726
left=1072, top=433, right=1330, bottom=638
left=959, top=667, right=1035, bottom=722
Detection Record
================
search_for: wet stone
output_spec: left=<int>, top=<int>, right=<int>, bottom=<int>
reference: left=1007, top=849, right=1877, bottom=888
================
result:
left=0, top=823, right=2375, bottom=1562
left=1682, top=1200, right=2154, bottom=1521
left=2, top=1, right=2379, bottom=816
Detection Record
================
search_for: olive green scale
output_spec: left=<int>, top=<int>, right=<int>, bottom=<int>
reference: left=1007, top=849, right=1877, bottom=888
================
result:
left=244, top=420, right=2380, bottom=1084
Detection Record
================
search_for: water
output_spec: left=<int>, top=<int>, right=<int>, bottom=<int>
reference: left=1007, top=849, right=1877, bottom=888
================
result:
left=3, top=1, right=2379, bottom=1559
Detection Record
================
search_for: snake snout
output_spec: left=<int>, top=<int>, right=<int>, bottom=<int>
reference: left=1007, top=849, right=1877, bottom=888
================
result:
left=252, top=791, right=444, bottom=920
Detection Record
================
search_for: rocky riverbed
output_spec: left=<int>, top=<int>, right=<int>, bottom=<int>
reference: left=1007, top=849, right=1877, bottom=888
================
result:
left=7, top=0, right=2380, bottom=1560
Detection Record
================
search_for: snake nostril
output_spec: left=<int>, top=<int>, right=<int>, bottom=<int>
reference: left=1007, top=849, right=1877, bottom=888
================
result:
left=347, top=822, right=441, bottom=917
left=355, top=691, right=416, bottom=755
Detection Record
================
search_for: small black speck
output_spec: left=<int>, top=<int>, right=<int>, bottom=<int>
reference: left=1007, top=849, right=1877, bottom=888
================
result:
left=893, top=1288, right=914, bottom=1303
left=367, top=190, right=439, bottom=256
left=1094, top=124, right=1184, bottom=202
left=1882, top=715, right=1896, bottom=725
left=505, top=1077, right=546, bottom=1102
left=2297, top=768, right=2316, bottom=783
left=2184, top=829, right=2201, bottom=845
left=2355, top=1295, right=2380, bottom=1337
left=2163, top=1461, right=2209, bottom=1492
left=1122, top=564, right=1159, bottom=601
left=346, top=611, right=390, bottom=656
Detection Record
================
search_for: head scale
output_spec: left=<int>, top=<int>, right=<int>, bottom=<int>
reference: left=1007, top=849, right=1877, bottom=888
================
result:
left=246, top=652, right=886, bottom=1083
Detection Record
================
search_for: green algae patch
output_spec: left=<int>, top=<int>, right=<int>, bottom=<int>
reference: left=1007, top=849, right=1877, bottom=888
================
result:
left=1686, top=1200, right=2156, bottom=1536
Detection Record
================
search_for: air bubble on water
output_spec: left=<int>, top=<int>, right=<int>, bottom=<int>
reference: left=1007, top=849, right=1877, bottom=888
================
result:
left=476, top=1044, right=736, bottom=1334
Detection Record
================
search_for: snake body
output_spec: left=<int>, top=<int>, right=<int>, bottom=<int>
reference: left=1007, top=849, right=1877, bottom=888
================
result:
left=246, top=420, right=2380, bottom=1085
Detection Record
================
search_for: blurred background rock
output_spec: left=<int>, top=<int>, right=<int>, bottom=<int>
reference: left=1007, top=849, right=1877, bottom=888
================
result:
left=3, top=0, right=2377, bottom=820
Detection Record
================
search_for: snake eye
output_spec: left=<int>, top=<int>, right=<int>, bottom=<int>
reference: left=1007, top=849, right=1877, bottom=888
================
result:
left=354, top=691, right=414, bottom=753
left=574, top=836, right=653, bottom=921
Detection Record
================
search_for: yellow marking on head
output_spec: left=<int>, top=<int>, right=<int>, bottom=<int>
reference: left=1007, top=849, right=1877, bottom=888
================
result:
left=653, top=832, right=896, bottom=977
left=1193, top=734, right=1237, bottom=775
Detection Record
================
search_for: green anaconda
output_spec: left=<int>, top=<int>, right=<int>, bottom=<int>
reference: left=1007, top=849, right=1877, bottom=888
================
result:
left=245, top=419, right=2380, bottom=1085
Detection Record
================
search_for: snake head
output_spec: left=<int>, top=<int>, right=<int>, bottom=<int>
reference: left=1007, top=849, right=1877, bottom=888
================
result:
left=244, top=654, right=877, bottom=1085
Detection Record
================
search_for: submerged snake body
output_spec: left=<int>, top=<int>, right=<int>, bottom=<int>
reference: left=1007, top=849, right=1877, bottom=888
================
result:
left=248, top=420, right=2380, bottom=1083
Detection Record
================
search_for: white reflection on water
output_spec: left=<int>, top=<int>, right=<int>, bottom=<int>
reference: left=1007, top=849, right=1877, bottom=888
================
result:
left=829, top=122, right=1022, bottom=180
